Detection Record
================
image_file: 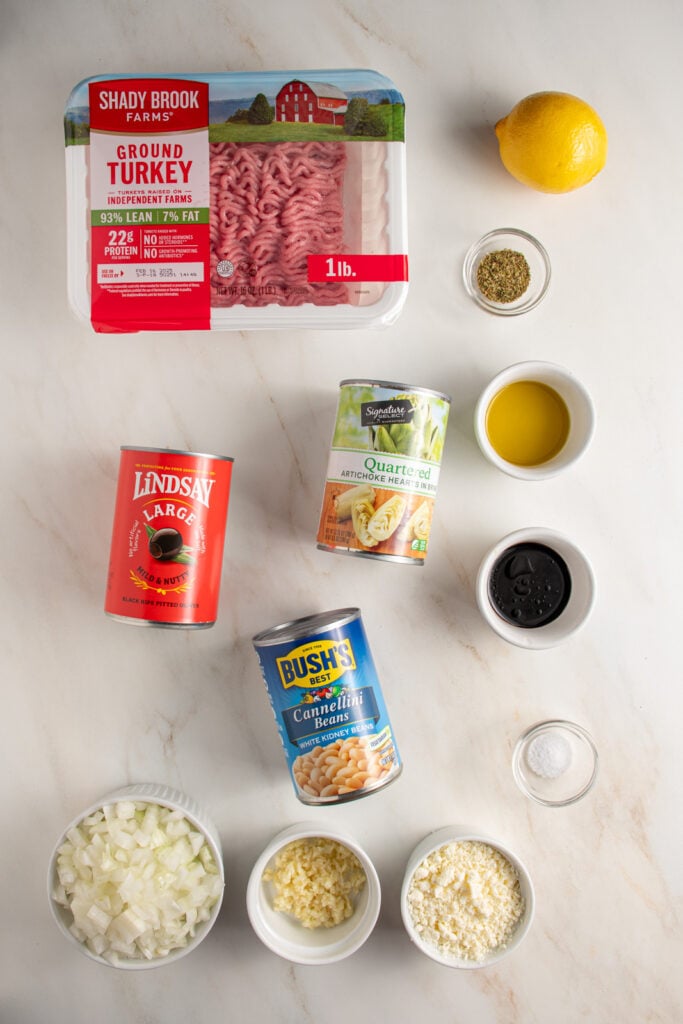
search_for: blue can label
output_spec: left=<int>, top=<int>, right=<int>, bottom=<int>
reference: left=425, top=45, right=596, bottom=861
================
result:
left=253, top=612, right=402, bottom=804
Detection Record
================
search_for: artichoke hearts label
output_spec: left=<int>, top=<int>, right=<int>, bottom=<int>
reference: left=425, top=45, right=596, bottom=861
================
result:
left=317, top=382, right=450, bottom=562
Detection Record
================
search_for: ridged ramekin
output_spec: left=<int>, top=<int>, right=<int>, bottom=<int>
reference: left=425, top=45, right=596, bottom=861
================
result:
left=47, top=783, right=224, bottom=969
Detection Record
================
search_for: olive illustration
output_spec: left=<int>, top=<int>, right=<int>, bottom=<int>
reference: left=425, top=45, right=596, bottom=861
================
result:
left=149, top=528, right=184, bottom=561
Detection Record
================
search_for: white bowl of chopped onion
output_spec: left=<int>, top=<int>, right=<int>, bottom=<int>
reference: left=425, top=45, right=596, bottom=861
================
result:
left=401, top=826, right=534, bottom=968
left=246, top=822, right=381, bottom=965
left=47, top=784, right=225, bottom=969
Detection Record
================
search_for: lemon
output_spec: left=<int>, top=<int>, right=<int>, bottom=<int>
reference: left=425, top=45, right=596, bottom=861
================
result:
left=495, top=91, right=607, bottom=193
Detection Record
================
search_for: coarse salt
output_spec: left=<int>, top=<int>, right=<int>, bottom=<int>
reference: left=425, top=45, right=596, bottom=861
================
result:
left=526, top=732, right=572, bottom=779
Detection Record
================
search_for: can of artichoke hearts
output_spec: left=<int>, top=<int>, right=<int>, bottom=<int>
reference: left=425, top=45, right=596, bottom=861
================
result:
left=316, top=380, right=451, bottom=564
left=105, top=446, right=233, bottom=628
left=253, top=608, right=402, bottom=805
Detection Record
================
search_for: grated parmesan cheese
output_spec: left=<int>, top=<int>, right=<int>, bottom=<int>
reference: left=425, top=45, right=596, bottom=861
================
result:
left=263, top=837, right=366, bottom=929
left=406, top=840, right=525, bottom=961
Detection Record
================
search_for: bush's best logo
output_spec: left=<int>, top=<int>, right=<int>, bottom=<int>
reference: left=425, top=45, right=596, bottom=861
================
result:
left=277, top=639, right=356, bottom=688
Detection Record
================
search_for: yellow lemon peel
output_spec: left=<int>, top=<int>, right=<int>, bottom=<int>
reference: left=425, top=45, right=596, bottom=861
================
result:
left=495, top=91, right=607, bottom=194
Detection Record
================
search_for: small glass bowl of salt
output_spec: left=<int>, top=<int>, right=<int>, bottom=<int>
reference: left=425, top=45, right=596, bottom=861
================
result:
left=512, top=720, right=598, bottom=806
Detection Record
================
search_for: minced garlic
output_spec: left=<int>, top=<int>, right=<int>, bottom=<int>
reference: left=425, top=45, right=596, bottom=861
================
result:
left=407, top=840, right=525, bottom=961
left=263, top=837, right=367, bottom=929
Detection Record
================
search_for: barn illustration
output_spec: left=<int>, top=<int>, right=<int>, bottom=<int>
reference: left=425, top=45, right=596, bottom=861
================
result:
left=275, top=79, right=348, bottom=125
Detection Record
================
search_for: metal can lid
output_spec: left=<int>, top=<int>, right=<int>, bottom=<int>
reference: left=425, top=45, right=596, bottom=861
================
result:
left=252, top=607, right=360, bottom=646
left=120, top=445, right=234, bottom=462
left=338, top=379, right=451, bottom=404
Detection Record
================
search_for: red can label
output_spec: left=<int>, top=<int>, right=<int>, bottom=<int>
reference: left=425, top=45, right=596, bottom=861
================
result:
left=105, top=447, right=233, bottom=627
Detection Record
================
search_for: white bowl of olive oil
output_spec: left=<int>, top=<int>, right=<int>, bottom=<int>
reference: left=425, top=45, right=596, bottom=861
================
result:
left=474, top=360, right=595, bottom=481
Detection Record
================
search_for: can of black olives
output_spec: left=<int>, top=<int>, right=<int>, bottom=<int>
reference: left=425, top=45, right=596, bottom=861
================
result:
left=105, top=446, right=233, bottom=628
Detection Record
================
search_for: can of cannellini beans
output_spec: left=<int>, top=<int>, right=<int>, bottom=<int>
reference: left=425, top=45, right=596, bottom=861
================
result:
left=105, top=446, right=233, bottom=628
left=317, top=380, right=451, bottom=564
left=252, top=609, right=402, bottom=805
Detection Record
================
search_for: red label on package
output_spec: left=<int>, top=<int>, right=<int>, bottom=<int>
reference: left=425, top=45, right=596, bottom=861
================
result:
left=307, top=254, right=409, bottom=283
left=88, top=79, right=210, bottom=332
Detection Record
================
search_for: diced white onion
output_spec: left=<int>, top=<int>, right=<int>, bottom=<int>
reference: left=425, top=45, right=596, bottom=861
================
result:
left=52, top=801, right=222, bottom=963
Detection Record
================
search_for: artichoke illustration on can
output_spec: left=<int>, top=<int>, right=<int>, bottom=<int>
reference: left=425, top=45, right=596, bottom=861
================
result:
left=105, top=446, right=233, bottom=628
left=253, top=609, right=402, bottom=805
left=317, top=380, right=451, bottom=564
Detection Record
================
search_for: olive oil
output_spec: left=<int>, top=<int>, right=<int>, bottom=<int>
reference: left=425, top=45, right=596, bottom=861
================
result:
left=485, top=380, right=570, bottom=466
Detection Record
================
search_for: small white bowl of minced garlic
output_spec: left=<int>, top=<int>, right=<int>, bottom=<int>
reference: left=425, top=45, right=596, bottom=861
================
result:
left=246, top=823, right=380, bottom=964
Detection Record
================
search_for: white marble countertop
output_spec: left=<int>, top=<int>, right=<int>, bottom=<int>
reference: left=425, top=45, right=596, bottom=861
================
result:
left=2, top=1, right=682, bottom=1021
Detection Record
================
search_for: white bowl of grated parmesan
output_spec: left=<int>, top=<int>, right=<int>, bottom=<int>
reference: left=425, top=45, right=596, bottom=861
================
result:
left=246, top=823, right=381, bottom=964
left=401, top=827, right=534, bottom=968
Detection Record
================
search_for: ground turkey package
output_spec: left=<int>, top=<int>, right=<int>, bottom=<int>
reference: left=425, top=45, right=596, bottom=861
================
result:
left=64, top=69, right=408, bottom=332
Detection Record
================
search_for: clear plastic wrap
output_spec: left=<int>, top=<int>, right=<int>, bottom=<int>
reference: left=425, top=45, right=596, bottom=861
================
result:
left=64, top=70, right=408, bottom=332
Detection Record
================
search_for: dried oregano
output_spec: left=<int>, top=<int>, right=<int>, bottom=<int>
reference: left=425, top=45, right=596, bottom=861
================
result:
left=476, top=248, right=531, bottom=303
